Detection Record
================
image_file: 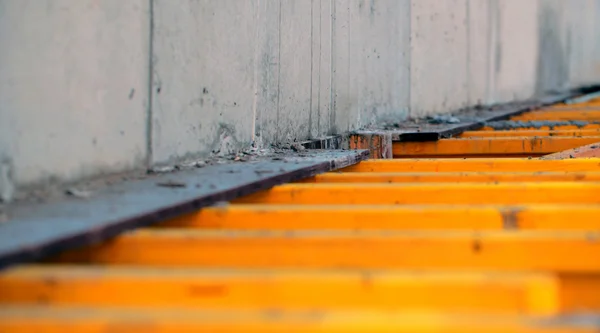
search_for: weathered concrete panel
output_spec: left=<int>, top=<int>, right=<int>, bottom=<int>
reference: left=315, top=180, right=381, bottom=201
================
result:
left=309, top=0, right=334, bottom=138
left=490, top=0, right=539, bottom=102
left=535, top=0, right=570, bottom=94
left=410, top=0, right=469, bottom=117
left=256, top=0, right=412, bottom=141
left=255, top=0, right=338, bottom=144
left=276, top=0, right=313, bottom=143
left=331, top=0, right=355, bottom=134
left=591, top=0, right=600, bottom=83
left=0, top=0, right=149, bottom=193
left=253, top=0, right=280, bottom=146
left=354, top=0, right=411, bottom=126
left=565, top=0, right=600, bottom=87
left=594, top=0, right=600, bottom=83
left=151, top=0, right=257, bottom=164
left=468, top=0, right=492, bottom=105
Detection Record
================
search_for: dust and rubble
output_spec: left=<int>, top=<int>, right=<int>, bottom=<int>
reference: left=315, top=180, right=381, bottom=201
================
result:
left=5, top=143, right=323, bottom=208
left=149, top=144, right=318, bottom=175
left=366, top=103, right=522, bottom=132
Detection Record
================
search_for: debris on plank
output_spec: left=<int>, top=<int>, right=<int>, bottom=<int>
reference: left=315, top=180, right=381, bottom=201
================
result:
left=65, top=188, right=92, bottom=199
left=156, top=180, right=187, bottom=188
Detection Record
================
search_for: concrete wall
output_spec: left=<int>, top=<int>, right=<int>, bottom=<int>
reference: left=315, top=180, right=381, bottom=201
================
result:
left=0, top=0, right=150, bottom=200
left=1, top=0, right=600, bottom=197
left=410, top=0, right=469, bottom=116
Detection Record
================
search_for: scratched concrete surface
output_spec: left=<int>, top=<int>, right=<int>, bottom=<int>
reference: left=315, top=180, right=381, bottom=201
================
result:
left=1, top=0, right=600, bottom=197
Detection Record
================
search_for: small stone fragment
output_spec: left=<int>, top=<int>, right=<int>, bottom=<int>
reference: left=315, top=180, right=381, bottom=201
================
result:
left=149, top=166, right=176, bottom=174
left=65, top=188, right=92, bottom=199
left=291, top=143, right=306, bottom=152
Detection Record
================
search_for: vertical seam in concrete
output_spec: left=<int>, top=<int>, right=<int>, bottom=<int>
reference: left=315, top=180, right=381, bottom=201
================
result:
left=309, top=0, right=314, bottom=139
left=466, top=0, right=471, bottom=105
left=251, top=0, right=262, bottom=143
left=275, top=0, right=282, bottom=143
left=407, top=0, right=412, bottom=118
left=329, top=0, right=335, bottom=133
left=146, top=0, right=155, bottom=168
left=347, top=1, right=352, bottom=130
left=486, top=0, right=496, bottom=103
left=317, top=0, right=322, bottom=135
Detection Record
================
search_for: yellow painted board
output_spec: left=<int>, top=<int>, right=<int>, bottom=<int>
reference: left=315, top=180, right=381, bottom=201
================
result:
left=559, top=273, right=600, bottom=312
left=0, top=266, right=562, bottom=314
left=233, top=183, right=600, bottom=205
left=392, top=137, right=600, bottom=157
left=301, top=172, right=600, bottom=184
left=459, top=129, right=600, bottom=138
left=160, top=204, right=600, bottom=231
left=340, top=158, right=600, bottom=173
left=50, top=230, right=600, bottom=272
left=479, top=124, right=600, bottom=131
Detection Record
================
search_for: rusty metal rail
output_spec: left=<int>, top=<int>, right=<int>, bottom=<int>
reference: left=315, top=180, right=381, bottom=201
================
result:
left=1, top=97, right=600, bottom=332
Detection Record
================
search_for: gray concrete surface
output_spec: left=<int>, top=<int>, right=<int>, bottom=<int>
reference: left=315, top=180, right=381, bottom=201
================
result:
left=536, top=0, right=571, bottom=95
left=490, top=0, right=541, bottom=102
left=410, top=0, right=469, bottom=116
left=349, top=0, right=412, bottom=128
left=467, top=0, right=493, bottom=106
left=151, top=0, right=258, bottom=165
left=0, top=0, right=150, bottom=198
left=1, top=0, right=600, bottom=197
left=564, top=0, right=600, bottom=87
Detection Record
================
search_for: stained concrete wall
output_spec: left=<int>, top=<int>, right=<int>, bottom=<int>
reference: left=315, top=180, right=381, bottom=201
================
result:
left=0, top=0, right=150, bottom=199
left=151, top=0, right=259, bottom=163
left=410, top=0, right=469, bottom=116
left=1, top=0, right=600, bottom=197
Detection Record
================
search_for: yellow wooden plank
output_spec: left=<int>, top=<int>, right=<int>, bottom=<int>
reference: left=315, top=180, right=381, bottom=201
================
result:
left=392, top=137, right=600, bottom=158
left=50, top=230, right=600, bottom=272
left=479, top=124, right=600, bottom=131
left=300, top=172, right=600, bottom=183
left=160, top=204, right=600, bottom=231
left=2, top=307, right=598, bottom=333
left=0, top=266, right=562, bottom=314
left=233, top=183, right=600, bottom=205
left=340, top=158, right=600, bottom=173
left=459, top=129, right=600, bottom=138
left=559, top=273, right=600, bottom=312
left=511, top=110, right=600, bottom=121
